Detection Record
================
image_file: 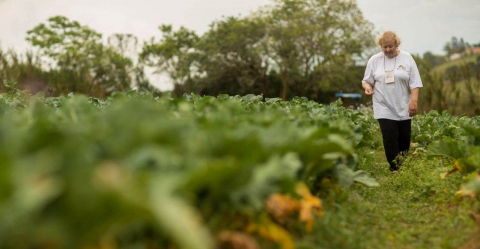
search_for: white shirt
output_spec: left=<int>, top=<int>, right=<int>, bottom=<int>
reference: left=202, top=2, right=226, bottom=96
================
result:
left=362, top=50, right=423, bottom=120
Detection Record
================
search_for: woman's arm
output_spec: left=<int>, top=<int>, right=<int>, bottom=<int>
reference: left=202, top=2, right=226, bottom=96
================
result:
left=362, top=82, right=374, bottom=95
left=409, top=87, right=420, bottom=117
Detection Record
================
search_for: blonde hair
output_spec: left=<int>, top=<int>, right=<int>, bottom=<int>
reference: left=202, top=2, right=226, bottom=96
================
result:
left=376, top=31, right=401, bottom=48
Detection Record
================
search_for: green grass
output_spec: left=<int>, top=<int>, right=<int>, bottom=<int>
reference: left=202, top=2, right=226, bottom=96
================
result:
left=297, top=149, right=479, bottom=249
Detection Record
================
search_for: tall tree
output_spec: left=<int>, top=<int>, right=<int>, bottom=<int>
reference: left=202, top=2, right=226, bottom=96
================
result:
left=444, top=36, right=469, bottom=57
left=26, top=16, right=135, bottom=96
left=194, top=16, right=272, bottom=96
left=262, top=0, right=374, bottom=100
left=140, top=25, right=199, bottom=95
left=108, top=33, right=157, bottom=93
left=142, top=0, right=375, bottom=101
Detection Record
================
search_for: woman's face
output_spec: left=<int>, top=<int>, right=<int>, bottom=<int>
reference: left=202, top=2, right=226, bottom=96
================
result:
left=381, top=37, right=398, bottom=58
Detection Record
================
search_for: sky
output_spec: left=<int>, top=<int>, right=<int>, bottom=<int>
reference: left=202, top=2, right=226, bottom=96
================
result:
left=1, top=0, right=480, bottom=90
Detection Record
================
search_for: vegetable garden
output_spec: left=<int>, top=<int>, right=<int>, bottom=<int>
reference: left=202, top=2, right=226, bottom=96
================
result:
left=0, top=88, right=479, bottom=249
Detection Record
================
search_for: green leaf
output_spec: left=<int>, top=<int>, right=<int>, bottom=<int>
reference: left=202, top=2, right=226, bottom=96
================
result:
left=462, top=123, right=480, bottom=146
left=231, top=153, right=302, bottom=210
left=414, top=134, right=431, bottom=144
left=334, top=164, right=379, bottom=188
left=460, top=177, right=480, bottom=193
left=427, top=138, right=468, bottom=160
left=352, top=171, right=380, bottom=187
left=334, top=164, right=355, bottom=188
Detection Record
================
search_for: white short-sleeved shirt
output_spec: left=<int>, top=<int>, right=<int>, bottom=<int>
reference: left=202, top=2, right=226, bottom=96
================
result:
left=362, top=50, right=423, bottom=120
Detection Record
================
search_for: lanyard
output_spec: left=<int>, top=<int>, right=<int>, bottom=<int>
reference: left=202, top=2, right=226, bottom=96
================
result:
left=384, top=54, right=397, bottom=71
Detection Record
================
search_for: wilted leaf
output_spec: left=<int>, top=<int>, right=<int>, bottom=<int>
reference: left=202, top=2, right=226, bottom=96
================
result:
left=265, top=193, right=299, bottom=223
left=217, top=231, right=260, bottom=249
left=250, top=215, right=295, bottom=249
left=296, top=182, right=323, bottom=232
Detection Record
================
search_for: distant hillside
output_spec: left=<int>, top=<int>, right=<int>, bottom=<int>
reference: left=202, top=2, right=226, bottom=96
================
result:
left=423, top=53, right=480, bottom=116
left=431, top=54, right=479, bottom=75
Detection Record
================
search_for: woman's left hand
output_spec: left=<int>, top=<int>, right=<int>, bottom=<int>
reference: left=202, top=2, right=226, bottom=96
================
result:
left=409, top=101, right=418, bottom=117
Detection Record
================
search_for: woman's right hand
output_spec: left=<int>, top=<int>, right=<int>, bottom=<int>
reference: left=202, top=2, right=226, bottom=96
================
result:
left=362, top=83, right=374, bottom=95
left=365, top=88, right=374, bottom=95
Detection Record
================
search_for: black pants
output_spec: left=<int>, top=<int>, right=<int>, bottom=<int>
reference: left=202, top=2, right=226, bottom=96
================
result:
left=378, top=119, right=412, bottom=171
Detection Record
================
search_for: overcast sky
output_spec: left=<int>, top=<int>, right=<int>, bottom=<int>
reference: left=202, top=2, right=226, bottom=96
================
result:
left=1, top=0, right=479, bottom=89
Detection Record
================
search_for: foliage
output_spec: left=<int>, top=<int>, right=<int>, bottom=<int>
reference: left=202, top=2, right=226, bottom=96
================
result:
left=0, top=49, right=48, bottom=94
left=25, top=16, right=136, bottom=96
left=416, top=111, right=480, bottom=230
left=411, top=110, right=466, bottom=148
left=416, top=36, right=480, bottom=116
left=425, top=115, right=480, bottom=177
left=300, top=149, right=476, bottom=249
left=422, top=51, right=447, bottom=68
left=443, top=36, right=469, bottom=57
left=0, top=16, right=157, bottom=97
left=195, top=16, right=271, bottom=97
left=142, top=0, right=375, bottom=102
left=262, top=0, right=374, bottom=100
left=416, top=52, right=480, bottom=116
left=2, top=0, right=376, bottom=102
left=140, top=24, right=200, bottom=94
left=0, top=91, right=378, bottom=249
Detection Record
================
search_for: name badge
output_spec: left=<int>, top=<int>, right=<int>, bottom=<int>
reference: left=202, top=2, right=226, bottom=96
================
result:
left=385, top=70, right=395, bottom=84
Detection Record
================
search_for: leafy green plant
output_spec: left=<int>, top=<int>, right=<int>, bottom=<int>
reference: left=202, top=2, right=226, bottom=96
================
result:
left=0, top=92, right=378, bottom=249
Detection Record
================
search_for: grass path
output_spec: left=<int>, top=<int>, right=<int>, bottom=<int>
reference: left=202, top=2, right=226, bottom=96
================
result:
left=298, top=150, right=479, bottom=249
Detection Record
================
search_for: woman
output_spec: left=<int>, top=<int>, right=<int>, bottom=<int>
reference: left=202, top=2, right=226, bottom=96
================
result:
left=362, top=31, right=423, bottom=173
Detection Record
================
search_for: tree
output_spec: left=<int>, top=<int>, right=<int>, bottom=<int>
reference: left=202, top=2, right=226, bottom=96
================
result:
left=422, top=51, right=446, bottom=67
left=142, top=0, right=375, bottom=102
left=261, top=0, right=375, bottom=100
left=443, top=43, right=454, bottom=57
left=140, top=25, right=199, bottom=94
left=194, top=16, right=272, bottom=97
left=26, top=16, right=135, bottom=96
left=444, top=36, right=468, bottom=57
left=108, top=33, right=158, bottom=93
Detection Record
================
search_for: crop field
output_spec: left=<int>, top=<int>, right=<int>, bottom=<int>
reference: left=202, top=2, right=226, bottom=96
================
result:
left=0, top=90, right=479, bottom=249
